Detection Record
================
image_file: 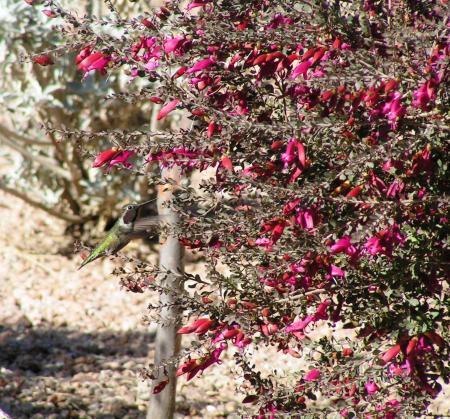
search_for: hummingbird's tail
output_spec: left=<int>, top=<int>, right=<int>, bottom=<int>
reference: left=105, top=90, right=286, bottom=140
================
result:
left=78, top=250, right=103, bottom=270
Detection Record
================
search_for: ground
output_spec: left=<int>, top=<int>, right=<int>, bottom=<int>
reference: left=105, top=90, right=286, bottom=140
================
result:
left=0, top=191, right=448, bottom=418
left=0, top=191, right=240, bottom=418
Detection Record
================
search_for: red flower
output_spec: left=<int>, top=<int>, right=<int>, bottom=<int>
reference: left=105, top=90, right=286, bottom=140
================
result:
left=364, top=225, right=405, bottom=257
left=75, top=47, right=92, bottom=65
left=42, top=9, right=56, bottom=18
left=413, top=79, right=437, bottom=110
left=291, top=60, right=312, bottom=80
left=152, top=379, right=169, bottom=394
left=381, top=344, right=401, bottom=364
left=330, top=237, right=356, bottom=255
left=92, top=148, right=134, bottom=169
left=220, top=156, right=233, bottom=172
left=177, top=318, right=214, bottom=335
left=32, top=55, right=54, bottom=66
left=207, top=121, right=216, bottom=138
left=149, top=96, right=164, bottom=104
left=178, top=343, right=227, bottom=381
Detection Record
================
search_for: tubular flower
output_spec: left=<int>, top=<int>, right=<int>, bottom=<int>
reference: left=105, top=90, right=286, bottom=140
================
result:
left=77, top=51, right=111, bottom=77
left=92, top=148, right=134, bottom=169
left=32, top=55, right=54, bottom=66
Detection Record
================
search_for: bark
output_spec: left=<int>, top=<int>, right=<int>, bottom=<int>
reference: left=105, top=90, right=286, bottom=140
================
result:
left=147, top=166, right=184, bottom=419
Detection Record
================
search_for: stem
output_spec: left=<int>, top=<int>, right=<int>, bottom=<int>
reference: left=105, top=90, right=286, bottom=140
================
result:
left=0, top=183, right=85, bottom=224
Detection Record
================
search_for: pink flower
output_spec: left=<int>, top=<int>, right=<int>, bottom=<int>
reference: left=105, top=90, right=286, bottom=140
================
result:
left=314, top=299, right=330, bottom=320
left=164, top=36, right=184, bottom=54
left=365, top=381, right=379, bottom=395
left=295, top=207, right=317, bottom=230
left=255, top=238, right=273, bottom=247
left=330, top=264, right=345, bottom=277
left=186, top=1, right=211, bottom=11
left=265, top=14, right=294, bottom=30
left=364, top=225, right=405, bottom=257
left=181, top=343, right=227, bottom=381
left=281, top=139, right=306, bottom=182
left=283, top=198, right=301, bottom=214
left=291, top=59, right=312, bottom=80
left=42, top=9, right=56, bottom=18
left=413, top=79, right=437, bottom=110
left=186, top=57, right=215, bottom=74
left=382, top=159, right=403, bottom=172
left=304, top=369, right=321, bottom=382
left=77, top=51, right=111, bottom=76
left=157, top=99, right=180, bottom=120
left=108, top=150, right=134, bottom=169
left=286, top=315, right=314, bottom=333
left=330, top=237, right=356, bottom=255
left=75, top=47, right=92, bottom=65
left=383, top=91, right=405, bottom=123
left=386, top=179, right=404, bottom=198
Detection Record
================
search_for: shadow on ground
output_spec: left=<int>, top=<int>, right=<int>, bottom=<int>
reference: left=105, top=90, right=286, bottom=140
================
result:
left=0, top=321, right=156, bottom=418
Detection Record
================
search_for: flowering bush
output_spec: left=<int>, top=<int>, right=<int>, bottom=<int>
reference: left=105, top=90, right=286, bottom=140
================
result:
left=31, top=0, right=448, bottom=416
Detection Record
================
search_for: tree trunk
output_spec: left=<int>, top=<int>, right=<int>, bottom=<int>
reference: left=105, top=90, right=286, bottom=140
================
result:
left=147, top=166, right=184, bottom=419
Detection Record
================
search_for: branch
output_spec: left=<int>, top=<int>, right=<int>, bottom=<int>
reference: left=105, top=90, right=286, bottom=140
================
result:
left=0, top=135, right=72, bottom=181
left=0, top=182, right=85, bottom=224
left=0, top=124, right=53, bottom=146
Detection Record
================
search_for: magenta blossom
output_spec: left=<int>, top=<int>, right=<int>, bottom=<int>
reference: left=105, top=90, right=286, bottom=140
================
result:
left=364, top=225, right=405, bottom=257
left=183, top=342, right=227, bottom=381
left=295, top=207, right=318, bottom=230
left=413, top=79, right=437, bottom=110
left=291, top=59, right=312, bottom=80
left=304, top=369, right=321, bottom=382
left=164, top=36, right=184, bottom=54
left=186, top=56, right=215, bottom=74
left=92, top=148, right=134, bottom=169
left=365, top=381, right=380, bottom=395
left=107, top=150, right=134, bottom=169
left=157, top=99, right=180, bottom=120
left=286, top=300, right=330, bottom=334
left=265, top=14, right=294, bottom=30
left=77, top=51, right=111, bottom=76
left=330, top=236, right=356, bottom=255
left=383, top=91, right=405, bottom=125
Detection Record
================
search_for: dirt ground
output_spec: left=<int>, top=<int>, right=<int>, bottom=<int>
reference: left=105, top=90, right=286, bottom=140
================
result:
left=0, top=191, right=243, bottom=418
left=0, top=190, right=448, bottom=419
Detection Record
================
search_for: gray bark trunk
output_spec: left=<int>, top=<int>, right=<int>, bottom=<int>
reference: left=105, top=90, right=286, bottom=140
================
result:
left=147, top=166, right=184, bottom=419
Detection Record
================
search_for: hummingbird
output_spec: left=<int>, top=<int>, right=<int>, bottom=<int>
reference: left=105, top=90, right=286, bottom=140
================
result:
left=79, top=199, right=163, bottom=269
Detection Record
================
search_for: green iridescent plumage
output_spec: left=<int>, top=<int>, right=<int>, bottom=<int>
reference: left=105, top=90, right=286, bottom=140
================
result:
left=79, top=200, right=162, bottom=269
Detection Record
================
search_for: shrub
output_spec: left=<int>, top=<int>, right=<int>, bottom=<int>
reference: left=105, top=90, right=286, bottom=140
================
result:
left=31, top=0, right=448, bottom=416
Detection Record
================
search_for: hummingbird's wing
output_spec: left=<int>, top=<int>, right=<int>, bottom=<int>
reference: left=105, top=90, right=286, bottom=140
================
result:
left=132, top=215, right=167, bottom=236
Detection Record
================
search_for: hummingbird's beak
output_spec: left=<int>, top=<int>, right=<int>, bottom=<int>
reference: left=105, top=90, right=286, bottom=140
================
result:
left=136, top=198, right=157, bottom=208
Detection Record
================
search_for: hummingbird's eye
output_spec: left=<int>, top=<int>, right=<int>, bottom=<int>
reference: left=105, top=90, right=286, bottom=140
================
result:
left=127, top=205, right=133, bottom=210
